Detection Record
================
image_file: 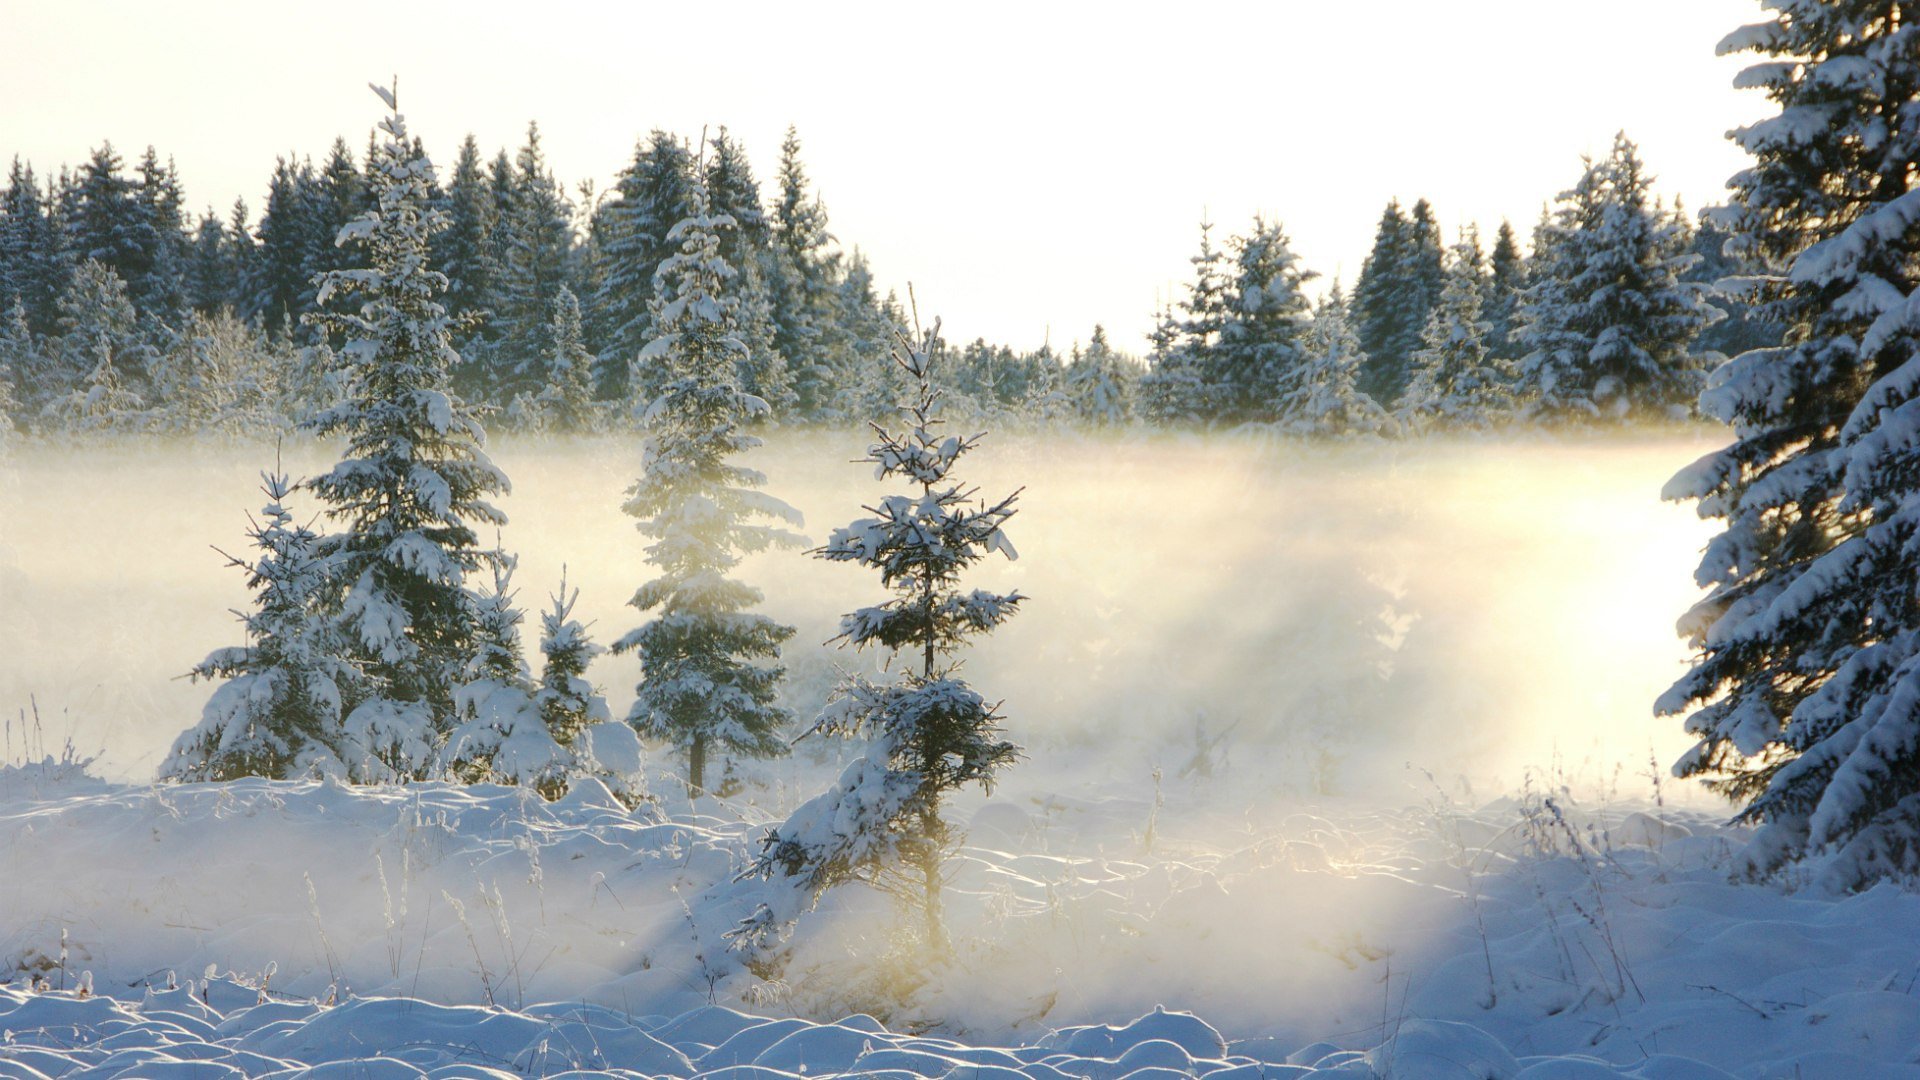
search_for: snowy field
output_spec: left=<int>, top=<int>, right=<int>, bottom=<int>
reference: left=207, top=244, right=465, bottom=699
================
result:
left=5, top=431, right=1919, bottom=1077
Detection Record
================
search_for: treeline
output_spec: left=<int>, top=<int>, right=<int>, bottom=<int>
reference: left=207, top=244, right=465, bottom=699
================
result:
left=1141, top=132, right=1778, bottom=434
left=0, top=123, right=1126, bottom=438
left=0, top=124, right=1771, bottom=441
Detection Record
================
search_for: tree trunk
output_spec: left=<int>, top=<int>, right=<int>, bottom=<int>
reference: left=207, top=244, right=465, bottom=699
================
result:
left=688, top=731, right=707, bottom=802
left=918, top=802, right=945, bottom=955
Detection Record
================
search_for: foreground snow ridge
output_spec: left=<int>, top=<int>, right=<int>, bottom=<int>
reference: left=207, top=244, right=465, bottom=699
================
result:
left=0, top=991, right=1721, bottom=1080
left=4, top=770, right=1920, bottom=1078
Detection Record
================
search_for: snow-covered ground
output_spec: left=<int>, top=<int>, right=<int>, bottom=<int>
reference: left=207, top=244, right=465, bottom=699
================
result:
left=6, top=432, right=1918, bottom=1076
left=4, top=755, right=1919, bottom=1079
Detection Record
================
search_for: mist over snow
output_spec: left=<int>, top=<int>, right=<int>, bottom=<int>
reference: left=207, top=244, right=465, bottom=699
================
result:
left=0, top=429, right=1718, bottom=798
left=9, top=430, right=1920, bottom=1078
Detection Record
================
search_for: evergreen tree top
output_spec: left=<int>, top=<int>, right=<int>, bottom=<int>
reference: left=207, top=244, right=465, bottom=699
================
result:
left=773, top=125, right=832, bottom=260
left=303, top=82, right=509, bottom=685
left=625, top=179, right=804, bottom=567
left=816, top=319, right=1023, bottom=659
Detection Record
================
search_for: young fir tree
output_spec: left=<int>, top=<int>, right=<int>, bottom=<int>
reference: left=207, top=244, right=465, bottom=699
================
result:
left=1399, top=233, right=1514, bottom=430
left=538, top=578, right=648, bottom=807
left=44, top=261, right=152, bottom=433
left=303, top=83, right=513, bottom=782
left=613, top=181, right=805, bottom=800
left=441, top=558, right=648, bottom=802
left=1021, top=340, right=1072, bottom=426
left=1280, top=285, right=1392, bottom=437
left=534, top=575, right=606, bottom=751
left=735, top=319, right=1023, bottom=967
left=1139, top=302, right=1199, bottom=427
left=163, top=471, right=355, bottom=781
left=442, top=558, right=569, bottom=795
left=51, top=259, right=150, bottom=400
left=1659, top=2, right=1920, bottom=889
left=1516, top=134, right=1718, bottom=422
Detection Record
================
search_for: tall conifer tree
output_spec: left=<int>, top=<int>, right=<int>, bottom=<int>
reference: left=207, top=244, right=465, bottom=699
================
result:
left=1661, top=1, right=1920, bottom=887
left=304, top=83, right=512, bottom=781
left=613, top=179, right=804, bottom=798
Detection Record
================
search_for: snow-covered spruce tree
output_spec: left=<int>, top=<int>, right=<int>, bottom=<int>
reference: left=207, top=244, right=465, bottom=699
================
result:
left=539, top=578, right=649, bottom=807
left=442, top=557, right=636, bottom=800
left=1064, top=325, right=1138, bottom=427
left=1139, top=303, right=1203, bottom=427
left=1399, top=234, right=1514, bottom=430
left=491, top=122, right=575, bottom=404
left=1020, top=341, right=1072, bottom=427
left=527, top=284, right=598, bottom=433
left=1659, top=3, right=1920, bottom=888
left=1279, top=285, right=1392, bottom=437
left=1487, top=220, right=1527, bottom=360
left=1352, top=198, right=1444, bottom=406
left=1, top=159, right=68, bottom=336
left=442, top=561, right=649, bottom=803
left=442, top=557, right=556, bottom=791
left=1213, top=217, right=1316, bottom=427
left=1139, top=222, right=1227, bottom=426
left=1516, top=134, right=1718, bottom=422
left=734, top=321, right=1023, bottom=967
left=614, top=181, right=806, bottom=800
left=303, top=83, right=512, bottom=782
left=163, top=471, right=355, bottom=781
left=45, top=337, right=147, bottom=436
left=595, top=131, right=698, bottom=403
left=46, top=259, right=153, bottom=421
left=767, top=128, right=835, bottom=423
left=534, top=575, right=607, bottom=750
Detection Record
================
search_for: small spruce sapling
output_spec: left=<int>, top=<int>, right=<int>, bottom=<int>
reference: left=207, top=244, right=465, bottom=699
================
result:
left=443, top=556, right=570, bottom=795
left=163, top=471, right=354, bottom=781
left=535, top=285, right=599, bottom=432
left=540, top=575, right=649, bottom=807
left=735, top=316, right=1024, bottom=969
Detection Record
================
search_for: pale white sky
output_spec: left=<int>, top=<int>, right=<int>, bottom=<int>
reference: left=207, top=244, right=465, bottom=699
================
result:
left=1, top=1, right=1765, bottom=355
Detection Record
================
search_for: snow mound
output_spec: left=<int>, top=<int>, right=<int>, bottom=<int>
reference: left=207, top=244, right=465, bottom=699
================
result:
left=3, top=779, right=1920, bottom=1077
